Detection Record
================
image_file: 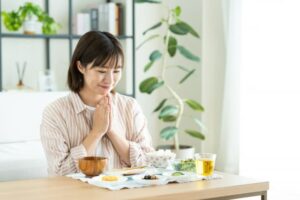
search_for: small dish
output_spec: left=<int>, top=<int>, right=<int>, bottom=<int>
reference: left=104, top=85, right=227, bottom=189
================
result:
left=162, top=171, right=195, bottom=182
left=132, top=174, right=168, bottom=186
left=89, top=175, right=127, bottom=186
left=146, top=150, right=176, bottom=168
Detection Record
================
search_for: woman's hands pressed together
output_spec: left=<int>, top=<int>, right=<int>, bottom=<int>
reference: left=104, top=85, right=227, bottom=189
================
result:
left=91, top=96, right=111, bottom=137
left=85, top=94, right=130, bottom=164
left=83, top=95, right=111, bottom=155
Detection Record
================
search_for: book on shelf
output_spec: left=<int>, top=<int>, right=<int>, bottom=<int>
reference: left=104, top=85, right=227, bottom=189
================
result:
left=73, top=2, right=124, bottom=36
left=90, top=8, right=99, bottom=31
left=73, top=12, right=91, bottom=35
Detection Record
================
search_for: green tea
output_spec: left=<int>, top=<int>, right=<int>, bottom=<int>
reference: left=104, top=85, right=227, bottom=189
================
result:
left=196, top=159, right=215, bottom=176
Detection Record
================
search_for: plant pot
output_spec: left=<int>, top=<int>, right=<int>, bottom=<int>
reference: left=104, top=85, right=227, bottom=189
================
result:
left=23, top=20, right=42, bottom=35
left=156, top=144, right=195, bottom=160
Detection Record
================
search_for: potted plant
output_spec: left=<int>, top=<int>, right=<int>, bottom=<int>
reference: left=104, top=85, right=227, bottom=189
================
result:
left=136, top=0, right=205, bottom=159
left=1, top=2, right=60, bottom=35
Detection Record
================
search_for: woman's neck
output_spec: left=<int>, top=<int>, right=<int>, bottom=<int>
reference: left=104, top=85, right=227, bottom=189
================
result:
left=78, top=89, right=103, bottom=107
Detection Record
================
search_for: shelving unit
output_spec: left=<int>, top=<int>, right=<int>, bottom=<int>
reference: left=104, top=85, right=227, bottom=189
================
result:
left=0, top=0, right=136, bottom=97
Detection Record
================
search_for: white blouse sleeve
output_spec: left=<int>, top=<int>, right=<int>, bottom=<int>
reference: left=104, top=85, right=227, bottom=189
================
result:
left=40, top=104, right=87, bottom=175
left=128, top=100, right=154, bottom=167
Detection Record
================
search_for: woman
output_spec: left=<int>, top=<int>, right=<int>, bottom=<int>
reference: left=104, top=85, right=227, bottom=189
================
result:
left=40, top=31, right=154, bottom=176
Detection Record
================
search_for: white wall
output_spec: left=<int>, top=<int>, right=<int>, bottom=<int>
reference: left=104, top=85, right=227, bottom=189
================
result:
left=201, top=0, right=226, bottom=153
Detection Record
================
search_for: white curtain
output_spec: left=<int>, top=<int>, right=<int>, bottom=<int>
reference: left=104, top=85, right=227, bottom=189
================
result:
left=239, top=1, right=300, bottom=199
left=214, top=0, right=242, bottom=174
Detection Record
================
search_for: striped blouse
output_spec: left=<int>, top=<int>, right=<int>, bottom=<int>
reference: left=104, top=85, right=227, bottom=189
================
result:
left=40, top=92, right=154, bottom=176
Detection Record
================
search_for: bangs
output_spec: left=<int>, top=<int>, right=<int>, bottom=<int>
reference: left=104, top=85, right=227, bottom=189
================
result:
left=92, top=48, right=123, bottom=69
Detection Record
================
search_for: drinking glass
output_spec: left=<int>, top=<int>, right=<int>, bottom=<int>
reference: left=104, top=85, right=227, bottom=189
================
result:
left=195, top=153, right=216, bottom=177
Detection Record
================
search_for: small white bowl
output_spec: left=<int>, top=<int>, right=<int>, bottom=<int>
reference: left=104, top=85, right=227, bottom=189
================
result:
left=146, top=150, right=176, bottom=168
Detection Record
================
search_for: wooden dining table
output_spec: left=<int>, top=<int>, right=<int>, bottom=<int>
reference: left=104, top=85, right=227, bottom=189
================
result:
left=0, top=172, right=269, bottom=200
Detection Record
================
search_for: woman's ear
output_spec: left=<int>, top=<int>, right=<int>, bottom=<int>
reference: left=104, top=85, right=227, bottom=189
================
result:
left=77, top=61, right=85, bottom=74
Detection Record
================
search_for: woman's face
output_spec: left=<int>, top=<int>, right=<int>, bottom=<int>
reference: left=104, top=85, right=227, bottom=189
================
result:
left=79, top=58, right=122, bottom=96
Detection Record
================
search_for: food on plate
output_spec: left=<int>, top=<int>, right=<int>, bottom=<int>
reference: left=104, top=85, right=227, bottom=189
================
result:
left=101, top=175, right=119, bottom=181
left=143, top=175, right=158, bottom=180
left=173, top=159, right=196, bottom=172
left=121, top=167, right=146, bottom=176
left=171, top=171, right=185, bottom=176
left=106, top=166, right=146, bottom=176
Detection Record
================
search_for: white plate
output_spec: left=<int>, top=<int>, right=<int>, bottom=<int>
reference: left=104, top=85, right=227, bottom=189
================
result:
left=89, top=175, right=127, bottom=186
left=132, top=174, right=168, bottom=186
left=162, top=171, right=195, bottom=182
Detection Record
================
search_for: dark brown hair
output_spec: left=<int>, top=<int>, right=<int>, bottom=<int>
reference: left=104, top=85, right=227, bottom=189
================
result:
left=67, top=31, right=124, bottom=93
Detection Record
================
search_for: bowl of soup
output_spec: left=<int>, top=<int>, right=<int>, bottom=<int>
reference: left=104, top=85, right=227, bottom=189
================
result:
left=78, top=156, right=107, bottom=177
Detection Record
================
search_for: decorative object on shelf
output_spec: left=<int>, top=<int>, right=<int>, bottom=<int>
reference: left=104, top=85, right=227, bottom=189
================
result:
left=15, top=61, right=31, bottom=91
left=1, top=2, right=60, bottom=34
left=16, top=61, right=26, bottom=88
left=38, top=69, right=56, bottom=91
left=136, top=0, right=205, bottom=157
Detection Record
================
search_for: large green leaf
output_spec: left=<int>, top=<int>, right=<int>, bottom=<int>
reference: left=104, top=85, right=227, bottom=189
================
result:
left=147, top=80, right=164, bottom=94
left=143, top=22, right=162, bottom=35
left=185, top=129, right=205, bottom=140
left=139, top=77, right=164, bottom=94
left=184, top=99, right=204, bottom=112
left=150, top=50, right=162, bottom=61
left=177, top=46, right=200, bottom=62
left=173, top=6, right=181, bottom=17
left=144, top=61, right=154, bottom=72
left=139, top=77, right=157, bottom=93
left=169, top=23, right=189, bottom=35
left=136, top=34, right=159, bottom=50
left=168, top=36, right=177, bottom=57
left=179, top=69, right=196, bottom=84
left=144, top=50, right=161, bottom=72
left=169, top=22, right=200, bottom=38
left=159, top=105, right=178, bottom=119
left=178, top=21, right=200, bottom=38
left=161, top=115, right=177, bottom=122
left=135, top=0, right=161, bottom=3
left=160, top=126, right=178, bottom=140
left=153, top=98, right=167, bottom=112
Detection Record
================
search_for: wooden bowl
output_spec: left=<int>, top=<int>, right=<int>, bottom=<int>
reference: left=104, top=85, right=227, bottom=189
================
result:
left=78, top=156, right=107, bottom=177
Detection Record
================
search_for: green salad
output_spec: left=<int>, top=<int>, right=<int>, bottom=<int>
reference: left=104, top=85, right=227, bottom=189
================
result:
left=173, top=159, right=196, bottom=172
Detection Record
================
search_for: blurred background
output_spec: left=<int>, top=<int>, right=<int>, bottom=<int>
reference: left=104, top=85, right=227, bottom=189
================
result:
left=0, top=0, right=300, bottom=199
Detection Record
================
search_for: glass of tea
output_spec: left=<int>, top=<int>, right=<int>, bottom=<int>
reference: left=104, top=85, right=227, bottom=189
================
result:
left=195, top=153, right=216, bottom=177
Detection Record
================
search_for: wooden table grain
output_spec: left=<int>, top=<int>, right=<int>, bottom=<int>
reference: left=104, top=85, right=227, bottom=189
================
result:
left=0, top=172, right=269, bottom=200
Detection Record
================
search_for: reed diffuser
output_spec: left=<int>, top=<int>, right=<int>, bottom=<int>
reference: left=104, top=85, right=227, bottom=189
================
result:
left=16, top=61, right=27, bottom=89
